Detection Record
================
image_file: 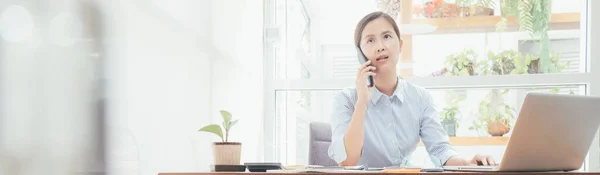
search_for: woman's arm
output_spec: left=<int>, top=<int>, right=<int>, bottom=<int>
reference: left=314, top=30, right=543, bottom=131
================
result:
left=418, top=90, right=460, bottom=166
left=328, top=90, right=369, bottom=166
left=418, top=90, right=498, bottom=166
left=329, top=61, right=374, bottom=166
left=339, top=99, right=368, bottom=166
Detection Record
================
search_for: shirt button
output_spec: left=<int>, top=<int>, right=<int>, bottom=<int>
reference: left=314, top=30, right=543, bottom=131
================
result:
left=388, top=123, right=392, bottom=127
left=391, top=140, right=398, bottom=144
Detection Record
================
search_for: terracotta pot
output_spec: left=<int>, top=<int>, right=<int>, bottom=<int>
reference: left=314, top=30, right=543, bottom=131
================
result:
left=487, top=120, right=510, bottom=136
left=213, top=142, right=241, bottom=165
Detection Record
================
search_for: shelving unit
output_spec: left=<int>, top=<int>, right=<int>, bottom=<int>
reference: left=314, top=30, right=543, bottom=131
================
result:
left=411, top=13, right=580, bottom=34
left=396, top=0, right=582, bottom=78
left=398, top=0, right=582, bottom=145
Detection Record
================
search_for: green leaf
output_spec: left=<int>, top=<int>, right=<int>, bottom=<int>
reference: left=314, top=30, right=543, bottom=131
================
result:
left=230, top=119, right=239, bottom=128
left=487, top=51, right=495, bottom=60
left=220, top=110, right=232, bottom=129
left=199, top=124, right=224, bottom=142
left=476, top=0, right=496, bottom=8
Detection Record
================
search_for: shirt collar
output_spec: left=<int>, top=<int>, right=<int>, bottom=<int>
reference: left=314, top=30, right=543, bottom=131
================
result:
left=370, top=77, right=405, bottom=104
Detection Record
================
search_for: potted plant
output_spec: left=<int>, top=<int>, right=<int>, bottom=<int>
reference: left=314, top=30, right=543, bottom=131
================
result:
left=527, top=51, right=571, bottom=74
left=469, top=89, right=516, bottom=136
left=486, top=50, right=519, bottom=75
left=511, top=52, right=536, bottom=74
left=444, top=49, right=478, bottom=76
left=439, top=90, right=465, bottom=136
left=484, top=49, right=570, bottom=75
left=455, top=0, right=495, bottom=17
left=417, top=0, right=494, bottom=18
left=199, top=110, right=241, bottom=165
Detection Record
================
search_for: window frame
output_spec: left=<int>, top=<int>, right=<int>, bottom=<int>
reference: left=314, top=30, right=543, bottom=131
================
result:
left=262, top=0, right=600, bottom=170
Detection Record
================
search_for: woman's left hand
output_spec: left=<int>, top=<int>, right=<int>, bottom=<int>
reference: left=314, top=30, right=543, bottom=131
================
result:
left=470, top=154, right=497, bottom=166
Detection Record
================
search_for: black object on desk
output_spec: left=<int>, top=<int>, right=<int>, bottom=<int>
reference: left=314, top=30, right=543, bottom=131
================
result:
left=420, top=168, right=445, bottom=172
left=244, top=162, right=283, bottom=172
left=211, top=165, right=247, bottom=172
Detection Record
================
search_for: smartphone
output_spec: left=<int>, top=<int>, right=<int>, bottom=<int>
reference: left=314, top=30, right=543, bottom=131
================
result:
left=356, top=47, right=374, bottom=87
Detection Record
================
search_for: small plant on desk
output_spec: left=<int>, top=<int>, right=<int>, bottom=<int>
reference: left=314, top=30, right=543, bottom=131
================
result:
left=199, top=110, right=241, bottom=165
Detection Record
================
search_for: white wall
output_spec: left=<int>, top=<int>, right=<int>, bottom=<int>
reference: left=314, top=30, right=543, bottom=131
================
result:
left=309, top=0, right=377, bottom=45
left=210, top=0, right=265, bottom=163
left=103, top=0, right=213, bottom=174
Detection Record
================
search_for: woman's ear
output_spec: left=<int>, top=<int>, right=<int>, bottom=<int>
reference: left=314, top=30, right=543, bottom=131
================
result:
left=399, top=39, right=403, bottom=51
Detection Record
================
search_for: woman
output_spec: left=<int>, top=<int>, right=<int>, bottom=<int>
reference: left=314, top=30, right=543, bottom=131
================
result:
left=327, top=11, right=497, bottom=168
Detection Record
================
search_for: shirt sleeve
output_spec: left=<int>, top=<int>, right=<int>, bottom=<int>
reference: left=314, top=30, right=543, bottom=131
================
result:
left=419, top=91, right=459, bottom=167
left=327, top=90, right=355, bottom=164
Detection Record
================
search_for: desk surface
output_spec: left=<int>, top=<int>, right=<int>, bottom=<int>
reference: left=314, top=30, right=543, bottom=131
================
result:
left=159, top=172, right=600, bottom=175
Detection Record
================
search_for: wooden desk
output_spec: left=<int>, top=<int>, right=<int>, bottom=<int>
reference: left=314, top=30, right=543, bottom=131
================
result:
left=159, top=172, right=600, bottom=175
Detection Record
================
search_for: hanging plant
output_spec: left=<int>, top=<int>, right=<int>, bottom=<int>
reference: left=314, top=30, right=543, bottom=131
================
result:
left=463, top=0, right=554, bottom=73
left=498, top=0, right=553, bottom=73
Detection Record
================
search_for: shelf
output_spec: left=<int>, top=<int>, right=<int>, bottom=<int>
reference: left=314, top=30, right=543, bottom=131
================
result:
left=410, top=13, right=580, bottom=34
left=418, top=136, right=509, bottom=146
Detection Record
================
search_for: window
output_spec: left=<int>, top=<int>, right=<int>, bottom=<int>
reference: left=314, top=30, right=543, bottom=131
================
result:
left=263, top=0, right=599, bottom=170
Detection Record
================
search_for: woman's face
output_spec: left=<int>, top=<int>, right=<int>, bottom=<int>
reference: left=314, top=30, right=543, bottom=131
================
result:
left=359, top=17, right=402, bottom=73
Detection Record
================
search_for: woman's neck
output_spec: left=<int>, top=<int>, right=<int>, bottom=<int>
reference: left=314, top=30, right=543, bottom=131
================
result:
left=374, top=70, right=398, bottom=96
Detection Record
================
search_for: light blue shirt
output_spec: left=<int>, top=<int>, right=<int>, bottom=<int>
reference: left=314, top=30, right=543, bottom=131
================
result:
left=327, top=77, right=458, bottom=168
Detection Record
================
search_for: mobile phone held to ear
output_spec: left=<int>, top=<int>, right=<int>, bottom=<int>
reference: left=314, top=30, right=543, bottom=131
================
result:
left=357, top=47, right=374, bottom=87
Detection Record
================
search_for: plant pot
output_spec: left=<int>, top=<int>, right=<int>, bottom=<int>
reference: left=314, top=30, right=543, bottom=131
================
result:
left=213, top=142, right=241, bottom=165
left=441, top=120, right=457, bottom=136
left=487, top=120, right=510, bottom=136
left=528, top=59, right=541, bottom=74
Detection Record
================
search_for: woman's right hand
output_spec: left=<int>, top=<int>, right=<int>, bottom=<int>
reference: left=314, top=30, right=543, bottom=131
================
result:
left=356, top=60, right=376, bottom=105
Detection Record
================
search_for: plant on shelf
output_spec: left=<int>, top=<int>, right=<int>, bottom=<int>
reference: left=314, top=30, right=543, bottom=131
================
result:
left=439, top=90, right=465, bottom=137
left=444, top=49, right=478, bottom=76
left=527, top=51, right=571, bottom=74
left=469, top=89, right=516, bottom=137
left=486, top=50, right=519, bottom=75
left=419, top=0, right=456, bottom=18
left=483, top=49, right=570, bottom=75
left=199, top=110, right=241, bottom=165
left=416, top=0, right=495, bottom=18
left=455, top=0, right=495, bottom=17
left=511, top=52, right=537, bottom=74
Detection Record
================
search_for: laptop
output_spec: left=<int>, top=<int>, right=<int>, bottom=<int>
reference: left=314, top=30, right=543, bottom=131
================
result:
left=443, top=92, right=600, bottom=172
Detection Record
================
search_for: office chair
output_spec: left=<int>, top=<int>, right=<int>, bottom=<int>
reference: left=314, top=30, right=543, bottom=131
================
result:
left=308, top=122, right=338, bottom=166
